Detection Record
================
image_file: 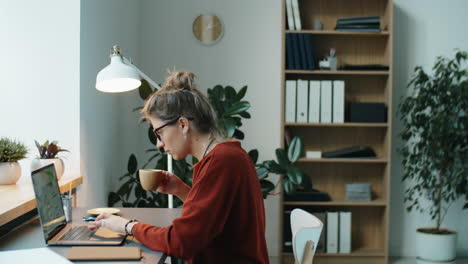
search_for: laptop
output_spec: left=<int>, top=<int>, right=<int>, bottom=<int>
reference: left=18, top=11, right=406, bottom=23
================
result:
left=31, top=163, right=126, bottom=246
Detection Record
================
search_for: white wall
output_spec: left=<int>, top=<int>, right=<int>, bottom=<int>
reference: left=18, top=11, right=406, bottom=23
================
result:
left=80, top=0, right=142, bottom=208
left=138, top=0, right=283, bottom=256
left=0, top=0, right=80, bottom=183
left=391, top=0, right=468, bottom=257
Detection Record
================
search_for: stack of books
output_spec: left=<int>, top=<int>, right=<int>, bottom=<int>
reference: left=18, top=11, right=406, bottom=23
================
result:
left=335, top=16, right=380, bottom=32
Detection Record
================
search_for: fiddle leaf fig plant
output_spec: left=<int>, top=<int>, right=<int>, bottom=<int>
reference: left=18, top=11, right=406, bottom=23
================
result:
left=258, top=136, right=309, bottom=194
left=397, top=50, right=468, bottom=232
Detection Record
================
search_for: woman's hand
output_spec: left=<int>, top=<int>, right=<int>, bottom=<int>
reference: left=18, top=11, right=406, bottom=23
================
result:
left=157, top=171, right=191, bottom=201
left=88, top=212, right=129, bottom=234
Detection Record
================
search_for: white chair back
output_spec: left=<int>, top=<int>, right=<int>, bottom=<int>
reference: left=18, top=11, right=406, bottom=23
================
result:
left=290, top=208, right=323, bottom=264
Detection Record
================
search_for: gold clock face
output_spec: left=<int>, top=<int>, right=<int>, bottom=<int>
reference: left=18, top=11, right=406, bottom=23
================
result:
left=192, top=14, right=223, bottom=45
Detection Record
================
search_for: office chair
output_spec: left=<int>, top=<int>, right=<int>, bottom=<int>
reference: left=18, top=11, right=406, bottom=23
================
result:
left=290, top=208, right=323, bottom=264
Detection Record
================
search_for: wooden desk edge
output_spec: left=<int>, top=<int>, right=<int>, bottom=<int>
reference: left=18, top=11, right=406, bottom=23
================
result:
left=0, top=176, right=83, bottom=226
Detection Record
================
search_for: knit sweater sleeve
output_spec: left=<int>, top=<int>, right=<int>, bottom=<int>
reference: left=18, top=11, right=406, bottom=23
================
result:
left=132, top=151, right=241, bottom=259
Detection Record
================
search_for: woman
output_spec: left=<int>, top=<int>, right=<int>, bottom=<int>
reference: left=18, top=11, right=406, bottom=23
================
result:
left=89, top=71, right=269, bottom=264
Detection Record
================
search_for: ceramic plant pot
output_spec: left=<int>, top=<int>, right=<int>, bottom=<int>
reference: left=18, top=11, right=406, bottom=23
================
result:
left=30, top=158, right=64, bottom=180
left=416, top=228, right=457, bottom=264
left=0, top=162, right=21, bottom=184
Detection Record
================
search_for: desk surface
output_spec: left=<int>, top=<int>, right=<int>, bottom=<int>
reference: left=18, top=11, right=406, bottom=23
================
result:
left=0, top=207, right=182, bottom=263
left=0, top=175, right=83, bottom=226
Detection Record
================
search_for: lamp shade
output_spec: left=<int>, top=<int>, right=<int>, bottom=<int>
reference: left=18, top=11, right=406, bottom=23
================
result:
left=95, top=55, right=141, bottom=93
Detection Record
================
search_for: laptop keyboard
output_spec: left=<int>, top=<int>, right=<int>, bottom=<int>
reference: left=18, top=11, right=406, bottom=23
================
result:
left=60, top=226, right=96, bottom=241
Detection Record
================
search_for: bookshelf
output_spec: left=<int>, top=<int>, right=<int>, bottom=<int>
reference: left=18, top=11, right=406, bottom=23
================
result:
left=280, top=0, right=393, bottom=263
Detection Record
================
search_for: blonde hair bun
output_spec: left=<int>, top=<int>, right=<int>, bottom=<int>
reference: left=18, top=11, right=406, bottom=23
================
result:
left=162, top=71, right=197, bottom=92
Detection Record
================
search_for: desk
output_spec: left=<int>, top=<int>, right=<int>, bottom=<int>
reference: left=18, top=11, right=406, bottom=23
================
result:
left=0, top=207, right=182, bottom=263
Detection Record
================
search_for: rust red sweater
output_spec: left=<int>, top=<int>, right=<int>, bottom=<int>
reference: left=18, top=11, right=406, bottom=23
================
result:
left=133, top=141, right=269, bottom=264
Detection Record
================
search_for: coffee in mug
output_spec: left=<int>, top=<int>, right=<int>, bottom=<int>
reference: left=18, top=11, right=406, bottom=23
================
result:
left=139, top=169, right=164, bottom=190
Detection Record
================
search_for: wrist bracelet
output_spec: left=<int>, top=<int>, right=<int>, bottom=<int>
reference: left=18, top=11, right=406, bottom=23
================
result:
left=124, top=219, right=138, bottom=236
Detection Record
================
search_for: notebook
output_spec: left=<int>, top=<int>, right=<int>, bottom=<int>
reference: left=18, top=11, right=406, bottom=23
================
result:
left=31, top=164, right=126, bottom=246
left=67, top=246, right=142, bottom=260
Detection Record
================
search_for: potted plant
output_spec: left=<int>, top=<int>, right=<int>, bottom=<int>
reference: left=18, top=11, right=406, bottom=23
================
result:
left=0, top=137, right=28, bottom=184
left=397, top=50, right=468, bottom=263
left=31, top=140, right=69, bottom=180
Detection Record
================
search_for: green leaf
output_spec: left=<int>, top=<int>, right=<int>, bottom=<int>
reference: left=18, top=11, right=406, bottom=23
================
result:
left=276, top=148, right=289, bottom=168
left=128, top=154, right=138, bottom=174
left=235, top=85, right=248, bottom=101
left=239, top=111, right=251, bottom=119
left=224, top=118, right=236, bottom=137
left=287, top=137, right=303, bottom=162
left=287, top=166, right=303, bottom=185
left=283, top=179, right=295, bottom=194
left=256, top=167, right=269, bottom=180
left=464, top=203, right=468, bottom=210
left=248, top=149, right=259, bottom=164
left=225, top=86, right=236, bottom=102
left=260, top=179, right=275, bottom=196
left=224, top=101, right=251, bottom=116
left=233, top=129, right=245, bottom=140
left=264, top=160, right=286, bottom=174
left=138, top=79, right=153, bottom=100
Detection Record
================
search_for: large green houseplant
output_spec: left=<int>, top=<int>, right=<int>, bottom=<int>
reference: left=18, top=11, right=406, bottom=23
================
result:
left=397, top=50, right=468, bottom=263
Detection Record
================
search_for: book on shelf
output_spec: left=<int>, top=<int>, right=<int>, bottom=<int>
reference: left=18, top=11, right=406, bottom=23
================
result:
left=308, top=80, right=320, bottom=123
left=335, top=24, right=380, bottom=30
left=285, top=34, right=294, bottom=69
left=304, top=34, right=315, bottom=70
left=313, top=212, right=327, bottom=253
left=285, top=0, right=295, bottom=30
left=339, top=211, right=352, bottom=253
left=298, top=34, right=308, bottom=70
left=326, top=212, right=338, bottom=253
left=291, top=0, right=302, bottom=30
left=296, top=79, right=309, bottom=123
left=335, top=27, right=381, bottom=32
left=337, top=16, right=380, bottom=24
left=332, top=80, right=345, bottom=123
left=291, top=33, right=301, bottom=69
left=285, top=80, right=297, bottom=123
left=342, top=64, right=389, bottom=71
left=320, top=80, right=332, bottom=123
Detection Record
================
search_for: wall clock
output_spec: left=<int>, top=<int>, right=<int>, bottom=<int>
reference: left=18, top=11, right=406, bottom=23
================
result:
left=192, top=14, right=224, bottom=45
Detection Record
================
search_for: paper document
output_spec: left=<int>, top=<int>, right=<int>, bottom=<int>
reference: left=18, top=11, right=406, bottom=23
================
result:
left=0, top=248, right=72, bottom=264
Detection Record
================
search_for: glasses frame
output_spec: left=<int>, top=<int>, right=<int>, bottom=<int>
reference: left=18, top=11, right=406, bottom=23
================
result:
left=152, top=116, right=181, bottom=143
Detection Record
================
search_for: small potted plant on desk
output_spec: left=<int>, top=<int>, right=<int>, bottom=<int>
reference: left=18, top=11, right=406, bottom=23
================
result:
left=0, top=137, right=28, bottom=185
left=397, top=50, right=468, bottom=264
left=31, top=140, right=69, bottom=180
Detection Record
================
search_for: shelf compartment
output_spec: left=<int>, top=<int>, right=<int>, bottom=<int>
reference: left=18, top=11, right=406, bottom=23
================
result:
left=286, top=30, right=390, bottom=36
left=286, top=122, right=388, bottom=127
left=298, top=0, right=392, bottom=33
left=285, top=70, right=389, bottom=75
left=283, top=247, right=385, bottom=257
left=297, top=158, right=387, bottom=163
left=283, top=200, right=386, bottom=206
left=287, top=126, right=390, bottom=158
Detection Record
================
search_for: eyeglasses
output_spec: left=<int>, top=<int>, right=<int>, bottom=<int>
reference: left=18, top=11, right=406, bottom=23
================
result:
left=153, top=116, right=181, bottom=143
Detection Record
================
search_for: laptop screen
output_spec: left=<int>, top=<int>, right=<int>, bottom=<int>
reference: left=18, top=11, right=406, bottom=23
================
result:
left=31, top=164, right=67, bottom=241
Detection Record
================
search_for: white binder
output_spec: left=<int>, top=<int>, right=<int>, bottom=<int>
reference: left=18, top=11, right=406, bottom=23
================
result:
left=326, top=212, right=338, bottom=253
left=339, top=211, right=351, bottom=253
left=308, top=80, right=321, bottom=123
left=285, top=80, right=297, bottom=123
left=296, top=79, right=309, bottom=123
left=320, top=81, right=332, bottom=123
left=291, top=0, right=302, bottom=30
left=333, top=80, right=345, bottom=123
left=285, top=0, right=295, bottom=30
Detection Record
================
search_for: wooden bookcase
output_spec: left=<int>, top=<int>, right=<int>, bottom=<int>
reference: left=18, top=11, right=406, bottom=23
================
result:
left=280, top=0, right=393, bottom=264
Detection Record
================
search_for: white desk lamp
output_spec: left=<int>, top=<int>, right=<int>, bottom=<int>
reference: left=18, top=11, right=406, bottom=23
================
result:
left=95, top=45, right=174, bottom=208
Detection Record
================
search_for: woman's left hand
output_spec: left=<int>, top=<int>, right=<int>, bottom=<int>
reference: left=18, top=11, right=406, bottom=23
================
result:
left=88, top=212, right=130, bottom=234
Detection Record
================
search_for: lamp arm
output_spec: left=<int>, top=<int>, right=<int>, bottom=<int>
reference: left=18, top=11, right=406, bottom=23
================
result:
left=122, top=57, right=160, bottom=89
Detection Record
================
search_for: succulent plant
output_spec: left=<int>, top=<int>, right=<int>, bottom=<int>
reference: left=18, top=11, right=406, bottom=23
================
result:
left=0, top=137, right=28, bottom=162
left=34, top=140, right=69, bottom=159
